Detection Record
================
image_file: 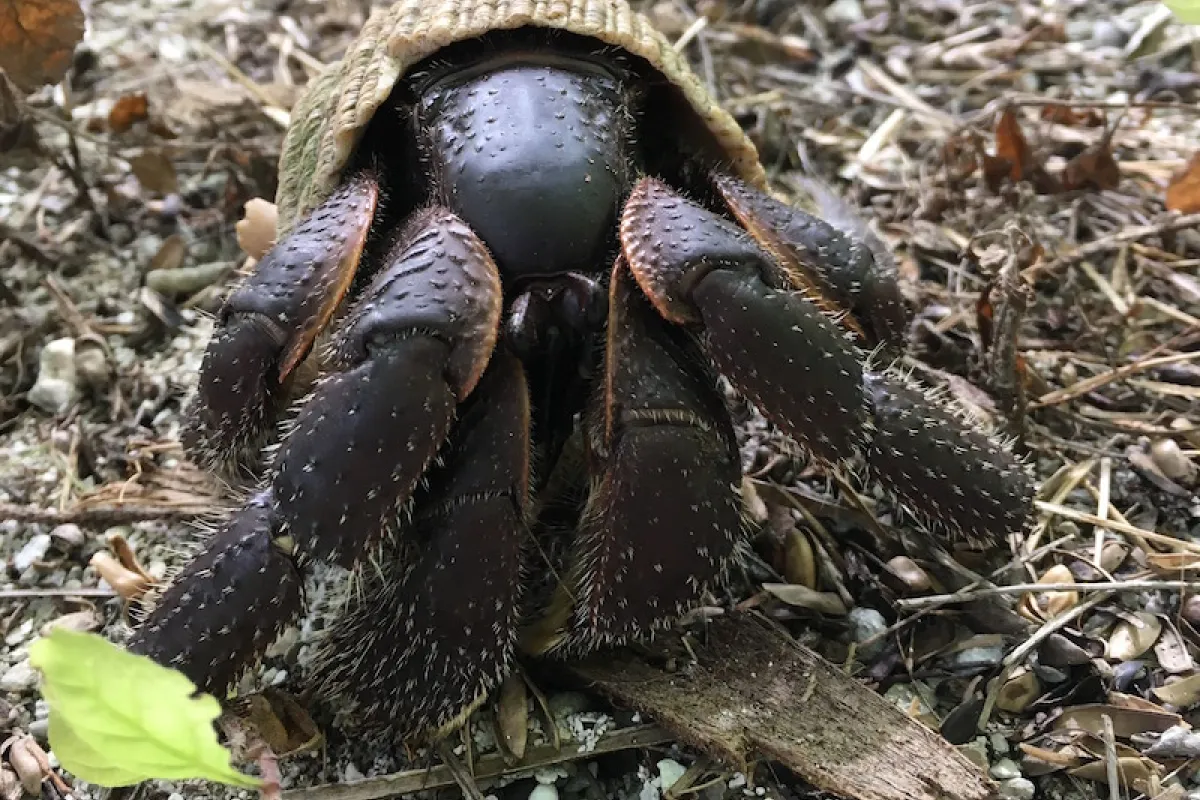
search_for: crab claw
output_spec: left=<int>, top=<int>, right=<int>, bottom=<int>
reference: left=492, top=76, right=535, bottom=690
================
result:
left=621, top=177, right=1034, bottom=546
left=182, top=173, right=379, bottom=477
left=130, top=204, right=504, bottom=697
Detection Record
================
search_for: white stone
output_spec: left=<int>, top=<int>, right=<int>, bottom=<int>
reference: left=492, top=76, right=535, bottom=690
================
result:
left=657, top=759, right=687, bottom=792
left=12, top=534, right=51, bottom=573
left=27, top=338, right=77, bottom=413
left=998, top=777, right=1035, bottom=800
left=528, top=784, right=558, bottom=800
left=0, top=660, right=36, bottom=693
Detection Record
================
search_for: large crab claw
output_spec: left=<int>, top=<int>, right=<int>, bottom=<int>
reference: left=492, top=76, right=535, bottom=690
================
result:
left=621, top=176, right=1035, bottom=546
left=129, top=203, right=505, bottom=696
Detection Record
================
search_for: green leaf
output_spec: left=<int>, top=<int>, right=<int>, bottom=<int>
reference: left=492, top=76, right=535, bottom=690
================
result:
left=1164, top=0, right=1200, bottom=23
left=27, top=628, right=262, bottom=789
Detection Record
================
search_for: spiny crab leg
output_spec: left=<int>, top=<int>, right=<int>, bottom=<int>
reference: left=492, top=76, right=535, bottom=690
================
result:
left=312, top=350, right=532, bottom=742
left=129, top=205, right=503, bottom=694
left=535, top=263, right=744, bottom=655
left=621, top=177, right=1035, bottom=546
left=182, top=173, right=379, bottom=476
left=712, top=173, right=910, bottom=350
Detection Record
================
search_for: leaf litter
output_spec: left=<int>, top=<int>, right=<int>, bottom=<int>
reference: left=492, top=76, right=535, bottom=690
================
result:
left=2, top=1, right=1200, bottom=800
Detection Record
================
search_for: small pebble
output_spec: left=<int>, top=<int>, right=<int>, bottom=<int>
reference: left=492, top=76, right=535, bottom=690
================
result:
left=953, top=644, right=1005, bottom=670
left=989, top=758, right=1021, bottom=780
left=0, top=661, right=36, bottom=693
left=27, top=338, right=77, bottom=414
left=657, top=759, right=687, bottom=792
left=957, top=738, right=989, bottom=770
left=28, top=719, right=48, bottom=742
left=528, top=784, right=558, bottom=800
left=168, top=793, right=184, bottom=800
left=990, top=733, right=1010, bottom=755
left=49, top=524, right=84, bottom=550
left=13, top=535, right=51, bottom=573
left=1152, top=439, right=1197, bottom=485
left=4, top=619, right=33, bottom=646
left=998, top=777, right=1035, bottom=800
left=847, top=607, right=887, bottom=659
left=548, top=692, right=591, bottom=720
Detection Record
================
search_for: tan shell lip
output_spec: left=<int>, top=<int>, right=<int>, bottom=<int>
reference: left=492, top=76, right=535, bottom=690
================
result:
left=275, top=0, right=767, bottom=235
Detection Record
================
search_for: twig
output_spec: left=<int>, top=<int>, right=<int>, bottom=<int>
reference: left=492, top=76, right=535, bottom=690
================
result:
left=280, top=725, right=674, bottom=800
left=1030, top=350, right=1200, bottom=409
left=435, top=742, right=487, bottom=800
left=1102, top=715, right=1119, bottom=800
left=0, top=222, right=56, bottom=267
left=1024, top=213, right=1200, bottom=280
left=0, top=588, right=117, bottom=601
left=0, top=502, right=208, bottom=526
left=1094, top=457, right=1112, bottom=567
left=1035, top=500, right=1200, bottom=553
left=896, top=579, right=1200, bottom=609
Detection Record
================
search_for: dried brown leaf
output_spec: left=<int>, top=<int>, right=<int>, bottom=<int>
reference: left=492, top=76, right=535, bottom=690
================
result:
left=995, top=108, right=1034, bottom=182
left=1019, top=564, right=1078, bottom=622
left=1154, top=626, right=1195, bottom=674
left=1146, top=552, right=1200, bottom=575
left=1061, top=145, right=1120, bottom=192
left=1017, top=742, right=1086, bottom=769
left=1040, top=104, right=1103, bottom=127
left=148, top=233, right=186, bottom=273
left=232, top=689, right=321, bottom=758
left=129, top=149, right=178, bottom=195
left=1153, top=673, right=1200, bottom=708
left=1070, top=756, right=1159, bottom=793
left=1107, top=611, right=1162, bottom=660
left=761, top=583, right=848, bottom=615
left=108, top=92, right=149, bottom=133
left=495, top=672, right=528, bottom=763
left=89, top=552, right=150, bottom=601
left=1166, top=152, right=1200, bottom=214
left=1053, top=703, right=1182, bottom=738
left=995, top=668, right=1041, bottom=713
left=0, top=0, right=85, bottom=92
left=783, top=528, right=817, bottom=589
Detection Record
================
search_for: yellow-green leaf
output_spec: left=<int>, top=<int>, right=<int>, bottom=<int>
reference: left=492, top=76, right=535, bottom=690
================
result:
left=1164, top=0, right=1200, bottom=23
left=27, top=629, right=261, bottom=789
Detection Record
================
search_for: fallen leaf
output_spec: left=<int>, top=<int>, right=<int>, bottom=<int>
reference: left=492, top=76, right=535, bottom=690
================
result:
left=1166, top=152, right=1200, bottom=214
left=761, top=583, right=848, bottom=615
left=1153, top=673, right=1200, bottom=708
left=1165, top=0, right=1200, bottom=23
left=1146, top=551, right=1200, bottom=575
left=0, top=0, right=85, bottom=92
left=1018, top=564, right=1078, bottom=622
left=1107, top=611, right=1162, bottom=660
left=994, top=667, right=1041, bottom=713
left=1040, top=104, right=1103, bottom=127
left=129, top=150, right=178, bottom=195
left=148, top=233, right=186, bottom=273
left=1053, top=703, right=1182, bottom=738
left=1018, top=742, right=1086, bottom=770
left=783, top=528, right=817, bottom=589
left=1154, top=625, right=1195, bottom=674
left=1070, top=756, right=1159, bottom=793
left=227, top=689, right=321, bottom=758
left=1061, top=144, right=1120, bottom=192
left=108, top=93, right=149, bottom=133
left=995, top=107, right=1034, bottom=182
left=27, top=628, right=261, bottom=788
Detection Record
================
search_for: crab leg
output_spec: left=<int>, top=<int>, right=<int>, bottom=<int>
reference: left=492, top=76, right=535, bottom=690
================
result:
left=129, top=206, right=503, bottom=693
left=182, top=173, right=379, bottom=476
left=547, top=263, right=744, bottom=654
left=621, top=177, right=1033, bottom=545
left=312, top=350, right=531, bottom=742
left=712, top=173, right=910, bottom=349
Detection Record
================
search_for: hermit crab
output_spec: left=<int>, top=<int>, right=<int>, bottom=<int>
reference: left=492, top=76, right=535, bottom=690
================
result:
left=129, top=0, right=1035, bottom=744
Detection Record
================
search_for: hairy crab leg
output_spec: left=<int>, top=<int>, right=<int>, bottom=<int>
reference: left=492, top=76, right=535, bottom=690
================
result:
left=711, top=173, right=910, bottom=350
left=182, top=173, right=379, bottom=477
left=621, top=177, right=1034, bottom=546
left=311, top=350, right=531, bottom=743
left=532, top=262, right=744, bottom=656
left=129, top=206, right=503, bottom=694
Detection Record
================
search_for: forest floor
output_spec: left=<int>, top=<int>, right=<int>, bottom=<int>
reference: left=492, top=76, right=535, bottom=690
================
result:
left=3, top=1, right=1200, bottom=799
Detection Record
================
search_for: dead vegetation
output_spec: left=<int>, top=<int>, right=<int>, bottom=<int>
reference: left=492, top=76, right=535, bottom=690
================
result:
left=2, top=1, right=1200, bottom=800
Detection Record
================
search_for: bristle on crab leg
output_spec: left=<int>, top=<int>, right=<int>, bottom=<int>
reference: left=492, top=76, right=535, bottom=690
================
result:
left=712, top=173, right=910, bottom=350
left=182, top=173, right=380, bottom=478
left=313, top=351, right=531, bottom=742
left=621, top=177, right=1034, bottom=546
left=540, top=263, right=745, bottom=655
left=130, top=206, right=504, bottom=696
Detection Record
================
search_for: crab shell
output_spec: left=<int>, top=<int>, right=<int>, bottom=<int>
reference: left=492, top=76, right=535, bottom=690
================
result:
left=275, top=0, right=768, bottom=236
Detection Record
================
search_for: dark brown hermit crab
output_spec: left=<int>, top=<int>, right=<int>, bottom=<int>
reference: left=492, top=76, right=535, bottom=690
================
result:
left=129, top=0, right=1035, bottom=745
